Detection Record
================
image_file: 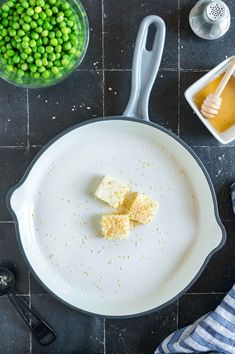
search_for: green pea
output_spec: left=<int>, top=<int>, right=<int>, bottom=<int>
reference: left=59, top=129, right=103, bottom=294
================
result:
left=47, top=61, right=53, bottom=68
left=42, top=57, right=48, bottom=66
left=22, top=1, right=29, bottom=9
left=34, top=52, right=41, bottom=59
left=22, top=41, right=29, bottom=49
left=52, top=6, right=58, bottom=14
left=2, top=19, right=8, bottom=27
left=42, top=29, right=49, bottom=37
left=29, top=39, right=36, bottom=47
left=22, top=23, right=30, bottom=32
left=33, top=13, right=39, bottom=20
left=63, top=42, right=72, bottom=51
left=9, top=29, right=16, bottom=37
left=40, top=11, right=46, bottom=20
left=45, top=8, right=52, bottom=17
left=27, top=55, right=34, bottom=63
left=18, top=29, right=24, bottom=37
left=64, top=9, right=72, bottom=17
left=42, top=70, right=50, bottom=78
left=12, top=23, right=20, bottom=30
left=66, top=20, right=74, bottom=28
left=24, top=15, right=32, bottom=23
left=25, top=47, right=32, bottom=54
left=48, top=52, right=56, bottom=61
left=31, top=32, right=39, bottom=40
left=2, top=4, right=10, bottom=12
left=35, top=26, right=43, bottom=33
left=55, top=45, right=62, bottom=53
left=30, top=20, right=37, bottom=29
left=6, top=64, right=14, bottom=72
left=20, top=52, right=28, bottom=60
left=37, top=0, right=45, bottom=6
left=42, top=37, right=49, bottom=45
left=23, top=36, right=30, bottom=42
left=50, top=38, right=58, bottom=46
left=61, top=57, right=69, bottom=66
left=29, top=64, right=37, bottom=72
left=55, top=52, right=61, bottom=59
left=54, top=59, right=61, bottom=67
left=21, top=63, right=28, bottom=71
left=17, top=69, right=25, bottom=77
left=38, top=65, right=45, bottom=73
left=62, top=34, right=69, bottom=42
left=51, top=66, right=59, bottom=74
left=46, top=46, right=53, bottom=53
left=26, top=7, right=34, bottom=16
left=35, top=7, right=42, bottom=14
left=34, top=72, right=40, bottom=78
left=35, top=58, right=42, bottom=67
left=13, top=54, right=20, bottom=64
left=6, top=49, right=14, bottom=57
left=38, top=45, right=45, bottom=54
left=70, top=47, right=76, bottom=55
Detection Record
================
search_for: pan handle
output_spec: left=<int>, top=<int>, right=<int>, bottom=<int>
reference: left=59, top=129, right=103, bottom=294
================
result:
left=123, top=15, right=166, bottom=121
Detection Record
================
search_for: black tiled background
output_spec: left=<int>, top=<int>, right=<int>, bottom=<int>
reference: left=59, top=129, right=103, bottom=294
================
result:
left=0, top=0, right=234, bottom=353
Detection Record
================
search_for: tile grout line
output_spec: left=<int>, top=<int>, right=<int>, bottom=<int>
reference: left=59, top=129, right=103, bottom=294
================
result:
left=177, top=0, right=181, bottom=137
left=29, top=272, right=32, bottom=354
left=185, top=292, right=225, bottom=295
left=26, top=89, right=30, bottom=151
left=101, top=0, right=105, bottom=117
left=103, top=318, right=106, bottom=354
left=176, top=299, right=179, bottom=330
left=0, top=220, right=14, bottom=223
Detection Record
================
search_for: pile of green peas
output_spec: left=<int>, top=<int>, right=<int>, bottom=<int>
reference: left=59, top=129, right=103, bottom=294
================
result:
left=0, top=0, right=81, bottom=79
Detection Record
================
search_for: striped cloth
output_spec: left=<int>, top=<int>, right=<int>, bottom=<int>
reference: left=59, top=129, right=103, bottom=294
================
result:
left=155, top=183, right=235, bottom=354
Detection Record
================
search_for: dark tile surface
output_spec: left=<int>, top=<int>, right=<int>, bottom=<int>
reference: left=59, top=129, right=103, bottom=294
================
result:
left=180, top=0, right=235, bottom=70
left=105, top=70, right=178, bottom=134
left=0, top=223, right=29, bottom=294
left=79, top=0, right=102, bottom=70
left=0, top=0, right=234, bottom=353
left=0, top=148, right=28, bottom=221
left=0, top=79, right=27, bottom=147
left=31, top=295, right=104, bottom=354
left=0, top=296, right=30, bottom=354
left=193, top=147, right=235, bottom=220
left=106, top=303, right=177, bottom=354
left=179, top=293, right=224, bottom=328
left=28, top=70, right=103, bottom=146
left=104, top=0, right=178, bottom=69
left=187, top=221, right=235, bottom=293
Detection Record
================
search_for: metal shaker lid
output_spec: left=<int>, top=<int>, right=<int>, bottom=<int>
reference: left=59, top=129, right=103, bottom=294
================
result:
left=189, top=0, right=231, bottom=40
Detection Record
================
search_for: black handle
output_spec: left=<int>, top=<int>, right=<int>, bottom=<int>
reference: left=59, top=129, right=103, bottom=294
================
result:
left=8, top=293, right=56, bottom=346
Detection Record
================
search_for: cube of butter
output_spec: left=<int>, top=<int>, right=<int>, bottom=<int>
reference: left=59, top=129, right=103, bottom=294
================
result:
left=128, top=193, right=157, bottom=224
left=101, top=214, right=130, bottom=240
left=95, top=176, right=128, bottom=208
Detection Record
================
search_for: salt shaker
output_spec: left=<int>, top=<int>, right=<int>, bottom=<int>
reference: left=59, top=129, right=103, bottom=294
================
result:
left=189, top=0, right=231, bottom=40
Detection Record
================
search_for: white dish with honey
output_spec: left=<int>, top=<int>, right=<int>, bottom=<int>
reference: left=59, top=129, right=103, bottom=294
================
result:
left=185, top=56, right=235, bottom=144
left=9, top=120, right=224, bottom=316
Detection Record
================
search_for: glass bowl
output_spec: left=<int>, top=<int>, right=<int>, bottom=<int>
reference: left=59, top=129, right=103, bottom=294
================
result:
left=0, top=0, right=89, bottom=88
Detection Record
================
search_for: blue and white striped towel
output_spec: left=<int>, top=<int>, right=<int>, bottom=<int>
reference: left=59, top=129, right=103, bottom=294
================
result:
left=155, top=183, right=235, bottom=354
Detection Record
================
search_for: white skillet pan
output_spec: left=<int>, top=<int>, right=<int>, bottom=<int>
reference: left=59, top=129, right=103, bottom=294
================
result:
left=8, top=16, right=226, bottom=317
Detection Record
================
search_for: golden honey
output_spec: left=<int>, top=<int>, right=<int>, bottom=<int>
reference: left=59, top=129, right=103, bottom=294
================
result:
left=194, top=74, right=235, bottom=132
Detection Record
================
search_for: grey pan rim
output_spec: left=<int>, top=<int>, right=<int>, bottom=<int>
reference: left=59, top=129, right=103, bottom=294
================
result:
left=6, top=116, right=227, bottom=319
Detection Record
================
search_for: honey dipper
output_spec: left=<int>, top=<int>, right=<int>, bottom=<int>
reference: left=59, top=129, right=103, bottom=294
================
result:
left=201, top=58, right=235, bottom=119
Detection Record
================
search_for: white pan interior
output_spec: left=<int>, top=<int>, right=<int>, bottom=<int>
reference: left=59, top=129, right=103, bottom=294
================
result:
left=10, top=119, right=223, bottom=316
